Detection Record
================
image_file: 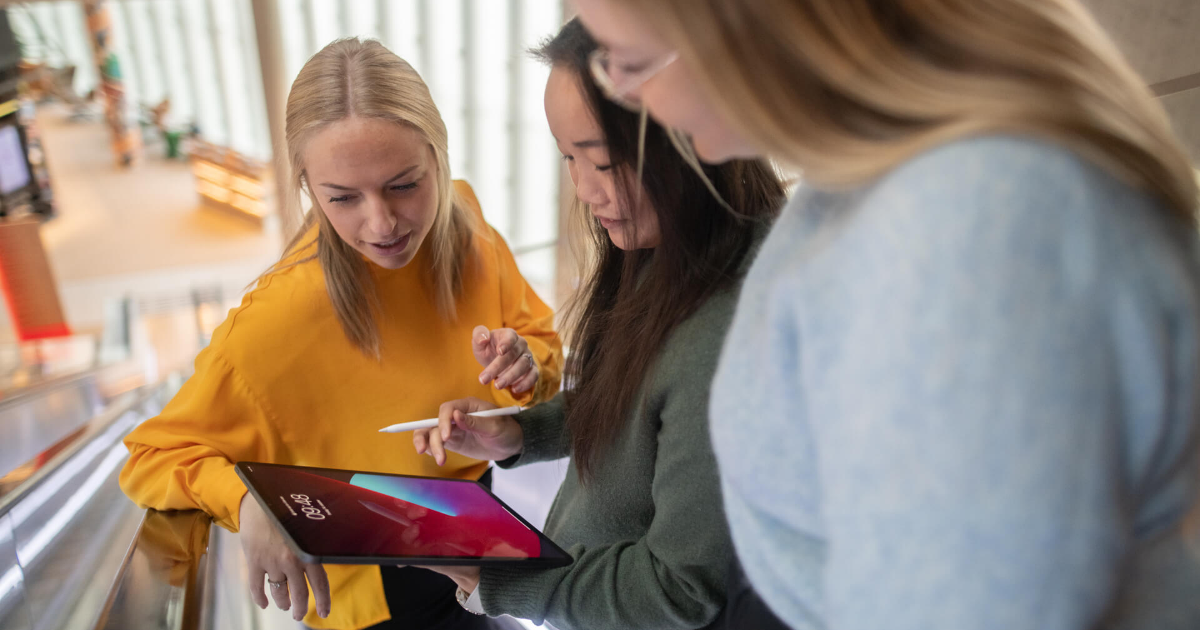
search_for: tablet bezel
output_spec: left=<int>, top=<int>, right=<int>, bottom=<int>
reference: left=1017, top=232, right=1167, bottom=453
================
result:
left=235, top=461, right=573, bottom=568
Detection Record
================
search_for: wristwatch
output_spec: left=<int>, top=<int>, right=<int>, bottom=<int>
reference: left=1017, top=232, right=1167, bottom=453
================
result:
left=456, top=586, right=485, bottom=615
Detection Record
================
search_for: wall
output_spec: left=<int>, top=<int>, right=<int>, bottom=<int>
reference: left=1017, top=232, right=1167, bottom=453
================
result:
left=1083, top=0, right=1200, bottom=162
left=0, top=292, right=13, bottom=344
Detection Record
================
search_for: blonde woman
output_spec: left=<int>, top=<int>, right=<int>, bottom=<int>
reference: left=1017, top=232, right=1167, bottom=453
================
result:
left=572, top=1, right=1200, bottom=629
left=120, top=38, right=561, bottom=630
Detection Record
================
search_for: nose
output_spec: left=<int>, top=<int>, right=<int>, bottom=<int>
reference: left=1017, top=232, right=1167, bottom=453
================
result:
left=573, top=167, right=609, bottom=208
left=365, top=195, right=398, bottom=236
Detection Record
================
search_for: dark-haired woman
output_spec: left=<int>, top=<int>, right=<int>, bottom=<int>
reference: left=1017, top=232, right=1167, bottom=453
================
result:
left=407, top=17, right=785, bottom=630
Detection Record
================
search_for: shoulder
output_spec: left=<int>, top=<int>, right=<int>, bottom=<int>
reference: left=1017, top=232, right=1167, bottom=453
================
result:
left=209, top=233, right=332, bottom=365
left=452, top=179, right=484, bottom=220
left=812, top=135, right=1199, bottom=301
left=861, top=135, right=1178, bottom=251
left=453, top=179, right=498, bottom=248
left=748, top=135, right=1200, bottom=363
left=452, top=178, right=517, bottom=265
left=878, top=134, right=1126, bottom=195
left=655, top=282, right=745, bottom=384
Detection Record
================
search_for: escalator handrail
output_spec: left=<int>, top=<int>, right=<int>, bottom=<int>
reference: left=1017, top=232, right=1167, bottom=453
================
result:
left=0, top=364, right=100, bottom=410
left=91, top=508, right=216, bottom=630
left=0, top=378, right=167, bottom=518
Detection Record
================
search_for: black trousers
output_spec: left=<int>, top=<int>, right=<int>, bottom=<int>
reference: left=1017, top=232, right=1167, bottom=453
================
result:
left=722, top=557, right=793, bottom=630
left=361, top=565, right=505, bottom=630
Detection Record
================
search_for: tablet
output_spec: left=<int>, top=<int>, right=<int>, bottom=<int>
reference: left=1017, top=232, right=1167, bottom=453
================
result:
left=235, top=462, right=573, bottom=567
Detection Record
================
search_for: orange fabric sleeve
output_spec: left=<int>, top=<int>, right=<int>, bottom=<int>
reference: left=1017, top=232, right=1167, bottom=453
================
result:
left=120, top=348, right=277, bottom=532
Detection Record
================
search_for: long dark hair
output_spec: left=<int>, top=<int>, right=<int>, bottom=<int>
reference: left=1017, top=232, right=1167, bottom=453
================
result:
left=533, top=18, right=785, bottom=481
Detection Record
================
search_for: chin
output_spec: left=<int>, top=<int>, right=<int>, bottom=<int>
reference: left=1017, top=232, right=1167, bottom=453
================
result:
left=691, top=131, right=761, bottom=164
left=368, top=250, right=417, bottom=270
left=608, top=233, right=657, bottom=252
left=606, top=230, right=633, bottom=252
left=690, top=135, right=737, bottom=164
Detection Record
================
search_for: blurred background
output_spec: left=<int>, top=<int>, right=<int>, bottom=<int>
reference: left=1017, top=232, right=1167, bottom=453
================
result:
left=1, top=0, right=571, bottom=381
left=0, top=1, right=1194, bottom=630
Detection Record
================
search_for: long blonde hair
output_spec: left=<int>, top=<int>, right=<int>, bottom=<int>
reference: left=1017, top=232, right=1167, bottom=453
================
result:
left=612, top=0, right=1198, bottom=225
left=268, top=38, right=474, bottom=356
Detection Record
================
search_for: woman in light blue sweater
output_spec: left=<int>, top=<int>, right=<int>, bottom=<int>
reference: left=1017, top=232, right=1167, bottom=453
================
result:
left=573, top=1, right=1200, bottom=629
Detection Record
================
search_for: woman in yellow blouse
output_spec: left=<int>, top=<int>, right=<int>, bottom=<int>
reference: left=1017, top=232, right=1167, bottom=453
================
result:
left=119, top=38, right=562, bottom=630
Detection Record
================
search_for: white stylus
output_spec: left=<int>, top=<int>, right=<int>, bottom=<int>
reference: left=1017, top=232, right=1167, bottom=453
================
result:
left=377, top=405, right=523, bottom=433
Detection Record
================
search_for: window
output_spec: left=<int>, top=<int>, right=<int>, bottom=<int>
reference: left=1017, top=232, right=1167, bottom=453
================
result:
left=9, top=0, right=565, bottom=302
left=276, top=0, right=564, bottom=298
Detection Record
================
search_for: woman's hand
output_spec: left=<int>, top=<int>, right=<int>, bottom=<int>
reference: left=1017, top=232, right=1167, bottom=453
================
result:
left=473, top=325, right=539, bottom=394
left=240, top=493, right=331, bottom=621
left=413, top=397, right=524, bottom=465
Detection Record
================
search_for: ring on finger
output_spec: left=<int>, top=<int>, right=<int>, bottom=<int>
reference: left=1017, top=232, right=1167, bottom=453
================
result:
left=524, top=353, right=535, bottom=371
left=268, top=578, right=287, bottom=589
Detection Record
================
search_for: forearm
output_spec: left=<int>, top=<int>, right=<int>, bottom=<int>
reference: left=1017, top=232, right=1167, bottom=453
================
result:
left=120, top=444, right=248, bottom=531
left=479, top=539, right=727, bottom=630
left=496, top=393, right=570, bottom=468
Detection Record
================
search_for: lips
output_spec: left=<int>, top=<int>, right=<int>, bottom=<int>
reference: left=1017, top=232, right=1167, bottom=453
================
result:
left=596, top=216, right=624, bottom=230
left=375, top=235, right=405, bottom=247
left=367, top=232, right=411, bottom=257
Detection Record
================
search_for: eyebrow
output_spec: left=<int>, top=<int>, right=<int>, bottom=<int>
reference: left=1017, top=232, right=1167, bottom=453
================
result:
left=573, top=139, right=606, bottom=148
left=319, top=165, right=419, bottom=190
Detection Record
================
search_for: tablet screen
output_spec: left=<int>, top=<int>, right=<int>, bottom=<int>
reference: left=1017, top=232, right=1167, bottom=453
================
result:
left=238, top=462, right=570, bottom=565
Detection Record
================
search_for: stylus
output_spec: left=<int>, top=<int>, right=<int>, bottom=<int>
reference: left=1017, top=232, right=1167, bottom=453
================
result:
left=378, top=406, right=523, bottom=433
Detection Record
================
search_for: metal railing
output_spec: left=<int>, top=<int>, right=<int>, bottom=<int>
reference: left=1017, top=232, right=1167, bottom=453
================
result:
left=0, top=373, right=189, bottom=630
left=92, top=509, right=217, bottom=630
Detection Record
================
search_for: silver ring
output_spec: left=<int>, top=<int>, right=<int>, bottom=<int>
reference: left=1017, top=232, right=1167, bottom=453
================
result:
left=268, top=578, right=286, bottom=589
left=525, top=353, right=535, bottom=371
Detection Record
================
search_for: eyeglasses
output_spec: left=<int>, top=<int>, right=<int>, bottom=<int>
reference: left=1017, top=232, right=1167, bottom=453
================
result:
left=588, top=48, right=678, bottom=111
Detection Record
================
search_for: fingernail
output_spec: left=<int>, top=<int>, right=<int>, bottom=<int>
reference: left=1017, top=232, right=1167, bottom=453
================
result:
left=479, top=374, right=489, bottom=384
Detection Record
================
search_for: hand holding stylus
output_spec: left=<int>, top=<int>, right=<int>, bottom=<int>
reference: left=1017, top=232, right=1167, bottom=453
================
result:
left=378, top=406, right=522, bottom=433
left=413, top=397, right=525, bottom=466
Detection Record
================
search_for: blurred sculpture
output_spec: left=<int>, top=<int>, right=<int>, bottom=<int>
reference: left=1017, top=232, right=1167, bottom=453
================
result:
left=82, top=0, right=141, bottom=168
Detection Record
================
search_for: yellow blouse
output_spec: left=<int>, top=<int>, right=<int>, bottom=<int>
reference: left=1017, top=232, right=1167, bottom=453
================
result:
left=120, top=181, right=563, bottom=629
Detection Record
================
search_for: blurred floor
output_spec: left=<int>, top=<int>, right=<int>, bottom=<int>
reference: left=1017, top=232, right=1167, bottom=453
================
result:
left=33, top=103, right=282, bottom=335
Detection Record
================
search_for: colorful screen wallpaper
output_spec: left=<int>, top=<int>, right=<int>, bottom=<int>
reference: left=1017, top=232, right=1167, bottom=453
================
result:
left=244, top=464, right=547, bottom=560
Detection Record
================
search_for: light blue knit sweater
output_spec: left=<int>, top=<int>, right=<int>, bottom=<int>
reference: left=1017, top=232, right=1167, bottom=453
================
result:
left=710, top=136, right=1200, bottom=629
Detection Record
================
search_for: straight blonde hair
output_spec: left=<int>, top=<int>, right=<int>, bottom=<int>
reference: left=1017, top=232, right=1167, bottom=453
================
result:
left=611, top=0, right=1198, bottom=225
left=266, top=38, right=474, bottom=356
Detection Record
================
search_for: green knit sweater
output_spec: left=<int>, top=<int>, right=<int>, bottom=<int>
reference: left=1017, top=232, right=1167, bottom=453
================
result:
left=477, top=283, right=741, bottom=630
